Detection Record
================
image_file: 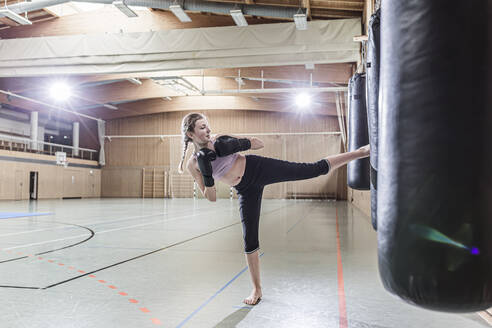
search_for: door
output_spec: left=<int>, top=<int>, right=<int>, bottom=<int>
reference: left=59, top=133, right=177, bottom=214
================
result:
left=29, top=171, right=38, bottom=200
left=63, top=169, right=83, bottom=198
left=89, top=172, right=95, bottom=197
left=15, top=170, right=23, bottom=200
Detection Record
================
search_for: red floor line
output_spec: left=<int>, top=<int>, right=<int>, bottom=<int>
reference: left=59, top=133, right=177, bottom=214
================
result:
left=3, top=244, right=161, bottom=325
left=151, top=318, right=162, bottom=325
left=336, top=207, right=348, bottom=328
left=74, top=267, right=160, bottom=323
left=86, top=271, right=159, bottom=323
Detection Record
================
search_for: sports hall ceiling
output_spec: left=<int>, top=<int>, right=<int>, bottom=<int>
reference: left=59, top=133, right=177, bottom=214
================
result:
left=0, top=0, right=364, bottom=121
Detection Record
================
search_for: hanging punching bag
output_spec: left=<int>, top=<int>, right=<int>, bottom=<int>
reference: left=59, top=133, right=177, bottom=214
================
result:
left=366, top=9, right=381, bottom=231
left=347, top=73, right=370, bottom=190
left=378, top=0, right=491, bottom=312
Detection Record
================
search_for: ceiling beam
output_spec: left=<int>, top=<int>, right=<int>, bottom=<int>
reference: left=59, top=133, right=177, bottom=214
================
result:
left=20, top=79, right=181, bottom=108
left=310, top=8, right=361, bottom=18
left=76, top=77, right=293, bottom=101
left=0, top=17, right=20, bottom=27
left=41, top=7, right=60, bottom=18
left=0, top=7, right=280, bottom=39
left=0, top=8, right=56, bottom=29
left=304, top=0, right=312, bottom=19
left=0, top=92, right=88, bottom=122
left=202, top=65, right=352, bottom=84
left=8, top=76, right=338, bottom=107
left=0, top=92, right=40, bottom=112
left=81, top=96, right=339, bottom=120
left=0, top=64, right=352, bottom=93
left=310, top=0, right=363, bottom=11
left=0, top=80, right=345, bottom=124
left=204, top=0, right=363, bottom=11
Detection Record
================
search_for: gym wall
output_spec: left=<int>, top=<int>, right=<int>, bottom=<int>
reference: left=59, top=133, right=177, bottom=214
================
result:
left=0, top=149, right=101, bottom=200
left=348, top=187, right=370, bottom=218
left=102, top=109, right=347, bottom=200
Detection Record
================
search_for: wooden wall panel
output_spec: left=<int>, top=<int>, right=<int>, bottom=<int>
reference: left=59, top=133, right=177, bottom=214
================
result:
left=283, top=134, right=341, bottom=199
left=348, top=187, right=371, bottom=218
left=105, top=110, right=340, bottom=167
left=336, top=166, right=348, bottom=200
left=103, top=109, right=346, bottom=199
left=169, top=173, right=195, bottom=198
left=0, top=150, right=100, bottom=200
left=37, top=165, right=63, bottom=199
left=84, top=169, right=101, bottom=198
left=101, top=168, right=142, bottom=198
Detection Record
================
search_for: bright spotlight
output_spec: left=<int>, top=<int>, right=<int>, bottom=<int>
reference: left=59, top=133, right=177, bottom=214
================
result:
left=50, top=83, right=72, bottom=101
left=295, top=93, right=311, bottom=108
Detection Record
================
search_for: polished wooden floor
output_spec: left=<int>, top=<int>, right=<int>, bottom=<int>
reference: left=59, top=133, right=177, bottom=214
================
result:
left=0, top=198, right=487, bottom=328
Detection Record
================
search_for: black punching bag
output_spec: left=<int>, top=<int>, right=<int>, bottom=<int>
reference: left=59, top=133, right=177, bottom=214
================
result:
left=347, top=73, right=370, bottom=190
left=378, top=0, right=491, bottom=312
left=366, top=9, right=381, bottom=231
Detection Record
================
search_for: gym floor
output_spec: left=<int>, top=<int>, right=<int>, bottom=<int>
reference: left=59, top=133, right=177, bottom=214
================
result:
left=0, top=198, right=487, bottom=328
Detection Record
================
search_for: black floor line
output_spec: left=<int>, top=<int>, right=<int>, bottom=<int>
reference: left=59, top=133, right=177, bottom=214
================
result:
left=43, top=203, right=292, bottom=290
left=0, top=222, right=95, bottom=264
left=0, top=203, right=291, bottom=290
left=43, top=221, right=241, bottom=289
left=0, top=285, right=40, bottom=289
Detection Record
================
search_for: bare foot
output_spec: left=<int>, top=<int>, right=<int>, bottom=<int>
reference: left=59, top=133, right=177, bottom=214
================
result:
left=244, top=288, right=262, bottom=305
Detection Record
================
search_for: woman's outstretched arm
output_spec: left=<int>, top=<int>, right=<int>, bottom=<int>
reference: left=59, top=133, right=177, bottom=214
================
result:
left=248, top=137, right=264, bottom=150
left=213, top=134, right=264, bottom=151
left=326, top=145, right=370, bottom=171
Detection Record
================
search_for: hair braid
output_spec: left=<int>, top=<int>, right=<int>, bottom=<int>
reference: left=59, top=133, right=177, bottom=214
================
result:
left=178, top=138, right=190, bottom=174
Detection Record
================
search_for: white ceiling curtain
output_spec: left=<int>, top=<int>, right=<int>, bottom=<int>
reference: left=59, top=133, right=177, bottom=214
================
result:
left=0, top=18, right=361, bottom=77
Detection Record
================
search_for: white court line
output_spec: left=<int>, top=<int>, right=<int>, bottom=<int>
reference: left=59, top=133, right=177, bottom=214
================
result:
left=1, top=209, right=238, bottom=251
left=0, top=204, right=223, bottom=238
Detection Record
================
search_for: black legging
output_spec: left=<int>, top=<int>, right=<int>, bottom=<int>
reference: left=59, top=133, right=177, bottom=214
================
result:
left=234, top=155, right=330, bottom=253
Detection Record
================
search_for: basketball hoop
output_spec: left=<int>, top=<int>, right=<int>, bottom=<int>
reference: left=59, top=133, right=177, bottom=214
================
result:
left=55, top=151, right=68, bottom=167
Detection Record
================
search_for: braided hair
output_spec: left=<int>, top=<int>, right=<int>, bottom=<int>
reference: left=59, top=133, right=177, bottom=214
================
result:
left=178, top=113, right=206, bottom=173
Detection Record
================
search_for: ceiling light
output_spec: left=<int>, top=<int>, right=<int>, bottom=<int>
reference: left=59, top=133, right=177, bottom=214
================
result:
left=153, top=78, right=200, bottom=96
left=49, top=83, right=71, bottom=102
left=295, top=93, right=311, bottom=108
left=126, top=78, right=142, bottom=85
left=163, top=96, right=172, bottom=101
left=113, top=1, right=138, bottom=17
left=0, top=8, right=32, bottom=25
left=294, top=13, right=307, bottom=30
left=169, top=5, right=191, bottom=22
left=230, top=9, right=247, bottom=27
